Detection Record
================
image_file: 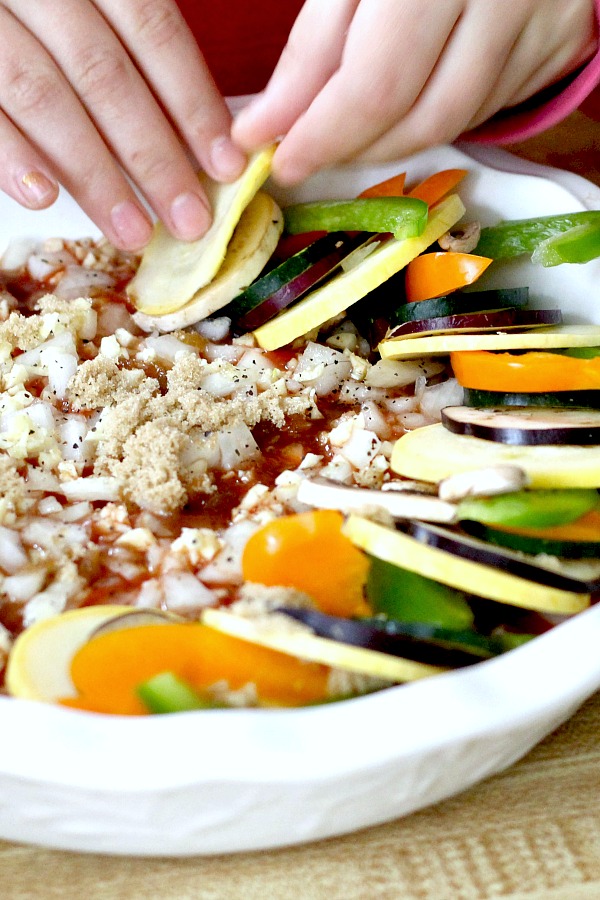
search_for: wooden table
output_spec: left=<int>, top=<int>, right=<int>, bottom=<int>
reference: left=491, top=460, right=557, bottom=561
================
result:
left=1, top=94, right=599, bottom=900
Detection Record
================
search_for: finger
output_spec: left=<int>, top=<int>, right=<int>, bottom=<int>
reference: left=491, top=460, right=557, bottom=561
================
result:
left=0, top=5, right=154, bottom=249
left=466, top=0, right=599, bottom=129
left=96, top=0, right=246, bottom=182
left=0, top=108, right=58, bottom=209
left=8, top=0, right=218, bottom=243
left=353, top=0, right=522, bottom=161
left=269, top=0, right=465, bottom=184
left=232, top=0, right=359, bottom=149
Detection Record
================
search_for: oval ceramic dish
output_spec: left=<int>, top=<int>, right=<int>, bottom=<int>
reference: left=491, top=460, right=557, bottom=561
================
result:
left=1, top=141, right=600, bottom=856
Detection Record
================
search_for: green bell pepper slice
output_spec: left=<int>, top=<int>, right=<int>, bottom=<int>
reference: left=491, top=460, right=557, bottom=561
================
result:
left=366, top=554, right=474, bottom=629
left=136, top=671, right=213, bottom=714
left=475, top=210, right=600, bottom=261
left=283, top=197, right=428, bottom=241
left=457, top=488, right=600, bottom=530
left=531, top=220, right=600, bottom=267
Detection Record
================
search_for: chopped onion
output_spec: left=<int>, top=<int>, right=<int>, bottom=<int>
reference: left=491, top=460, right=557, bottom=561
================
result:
left=162, top=571, right=216, bottom=613
left=53, top=265, right=115, bottom=300
left=27, top=249, right=76, bottom=281
left=201, top=520, right=260, bottom=585
left=218, top=421, right=260, bottom=469
left=295, top=342, right=352, bottom=396
left=366, top=358, right=445, bottom=389
left=0, top=526, right=28, bottom=573
left=19, top=331, right=77, bottom=368
left=203, top=342, right=242, bottom=363
left=1, top=238, right=37, bottom=271
left=144, top=334, right=196, bottom=364
left=57, top=415, right=90, bottom=462
left=419, top=378, right=463, bottom=421
left=338, top=426, right=381, bottom=469
left=195, top=317, right=231, bottom=341
left=24, top=401, right=55, bottom=433
left=45, top=350, right=79, bottom=401
left=3, top=569, right=46, bottom=602
left=59, top=476, right=120, bottom=502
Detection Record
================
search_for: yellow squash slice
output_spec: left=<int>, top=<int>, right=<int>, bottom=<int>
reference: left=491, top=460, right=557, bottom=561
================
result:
left=391, top=423, right=600, bottom=488
left=201, top=608, right=446, bottom=682
left=343, top=515, right=590, bottom=614
left=6, top=606, right=134, bottom=702
left=379, top=325, right=600, bottom=359
left=127, top=144, right=276, bottom=316
left=252, top=194, right=466, bottom=351
left=133, top=192, right=283, bottom=332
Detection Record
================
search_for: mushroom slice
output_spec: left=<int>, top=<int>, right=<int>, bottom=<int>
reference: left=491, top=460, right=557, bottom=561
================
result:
left=127, top=144, right=276, bottom=316
left=438, top=465, right=528, bottom=502
left=134, top=192, right=283, bottom=332
left=296, top=476, right=457, bottom=523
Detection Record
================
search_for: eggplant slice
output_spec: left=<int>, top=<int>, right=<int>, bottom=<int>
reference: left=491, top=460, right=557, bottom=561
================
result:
left=386, top=308, right=561, bottom=340
left=442, top=406, right=600, bottom=445
left=404, top=519, right=600, bottom=593
left=277, top=607, right=506, bottom=667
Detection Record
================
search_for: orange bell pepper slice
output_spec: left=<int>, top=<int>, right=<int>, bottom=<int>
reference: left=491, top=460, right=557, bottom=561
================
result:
left=62, top=622, right=330, bottom=715
left=496, top=508, right=600, bottom=543
left=242, top=509, right=371, bottom=618
left=359, top=171, right=407, bottom=198
left=404, top=251, right=492, bottom=303
left=450, top=350, right=600, bottom=392
left=406, top=169, right=468, bottom=206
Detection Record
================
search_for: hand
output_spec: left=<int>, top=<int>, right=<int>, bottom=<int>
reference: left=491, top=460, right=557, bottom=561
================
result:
left=0, top=0, right=246, bottom=249
left=233, top=0, right=597, bottom=183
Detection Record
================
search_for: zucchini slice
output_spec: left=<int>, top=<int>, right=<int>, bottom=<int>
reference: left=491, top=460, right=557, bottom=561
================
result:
left=343, top=515, right=591, bottom=613
left=392, top=288, right=530, bottom=325
left=225, top=231, right=374, bottom=331
left=391, top=423, right=600, bottom=488
left=441, top=406, right=600, bottom=446
left=463, top=387, right=600, bottom=410
left=252, top=194, right=466, bottom=351
left=463, top=520, right=600, bottom=559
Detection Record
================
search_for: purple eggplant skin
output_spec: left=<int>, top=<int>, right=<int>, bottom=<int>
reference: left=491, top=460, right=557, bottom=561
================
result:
left=386, top=307, right=562, bottom=339
left=235, top=239, right=361, bottom=330
left=276, top=606, right=484, bottom=667
left=441, top=406, right=600, bottom=446
left=228, top=231, right=374, bottom=333
left=403, top=520, right=600, bottom=593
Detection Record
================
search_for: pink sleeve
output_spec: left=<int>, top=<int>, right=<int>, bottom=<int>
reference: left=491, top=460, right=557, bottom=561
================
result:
left=465, top=0, right=600, bottom=144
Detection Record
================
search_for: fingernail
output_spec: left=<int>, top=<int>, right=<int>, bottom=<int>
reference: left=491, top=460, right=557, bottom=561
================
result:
left=111, top=200, right=153, bottom=250
left=20, top=171, right=57, bottom=206
left=209, top=136, right=246, bottom=180
left=170, top=191, right=211, bottom=240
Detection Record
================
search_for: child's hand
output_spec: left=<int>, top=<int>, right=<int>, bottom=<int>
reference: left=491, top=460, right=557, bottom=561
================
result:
left=233, top=0, right=597, bottom=183
left=0, top=0, right=245, bottom=249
